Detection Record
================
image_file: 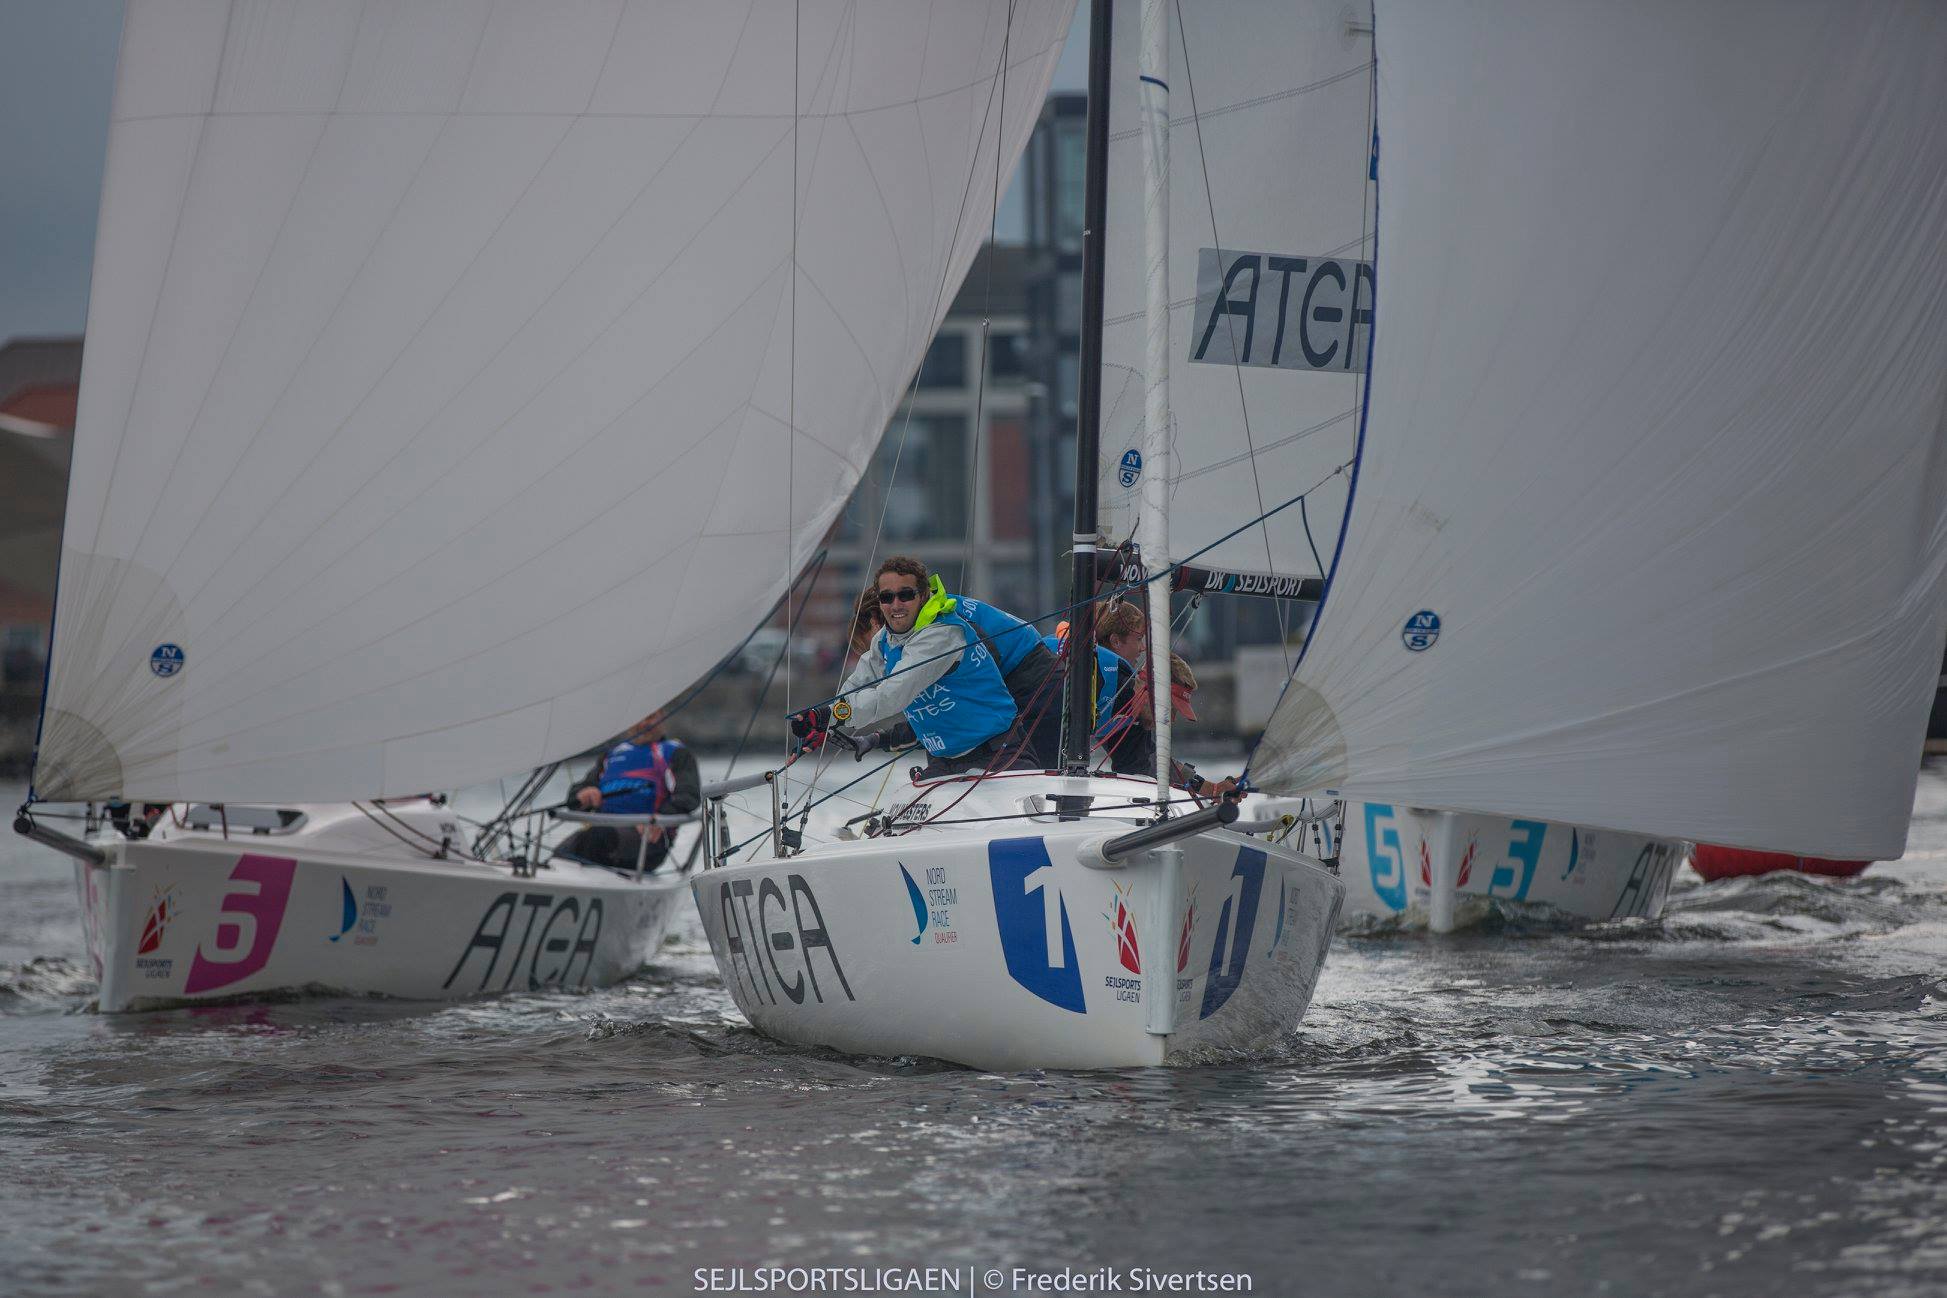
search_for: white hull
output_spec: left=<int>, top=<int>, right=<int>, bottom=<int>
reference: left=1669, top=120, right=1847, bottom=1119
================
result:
left=1322, top=802, right=1682, bottom=932
left=72, top=802, right=681, bottom=1012
left=694, top=775, right=1344, bottom=1070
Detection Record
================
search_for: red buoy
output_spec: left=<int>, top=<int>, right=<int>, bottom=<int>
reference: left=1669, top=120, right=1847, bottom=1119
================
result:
left=1690, top=844, right=1872, bottom=881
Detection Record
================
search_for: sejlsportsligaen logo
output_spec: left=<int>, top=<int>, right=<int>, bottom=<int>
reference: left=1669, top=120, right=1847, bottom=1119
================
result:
left=1401, top=610, right=1439, bottom=652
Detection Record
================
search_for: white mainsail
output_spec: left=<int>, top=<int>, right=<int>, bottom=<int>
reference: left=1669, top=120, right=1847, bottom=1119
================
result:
left=1253, top=0, right=1947, bottom=859
left=36, top=0, right=1074, bottom=803
left=1094, top=0, right=1371, bottom=580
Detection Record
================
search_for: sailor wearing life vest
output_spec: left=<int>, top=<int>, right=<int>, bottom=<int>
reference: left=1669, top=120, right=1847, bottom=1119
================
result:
left=948, top=590, right=1062, bottom=765
left=1046, top=600, right=1146, bottom=745
left=792, top=557, right=1029, bottom=776
left=559, top=709, right=701, bottom=872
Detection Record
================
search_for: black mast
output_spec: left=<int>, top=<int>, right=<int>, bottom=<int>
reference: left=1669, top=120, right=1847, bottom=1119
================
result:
left=1058, top=0, right=1113, bottom=779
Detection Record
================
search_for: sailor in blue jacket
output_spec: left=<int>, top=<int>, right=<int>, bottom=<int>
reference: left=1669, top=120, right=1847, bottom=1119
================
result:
left=559, top=710, right=700, bottom=871
left=948, top=591, right=1062, bottom=765
left=793, top=557, right=1029, bottom=776
left=1046, top=600, right=1147, bottom=749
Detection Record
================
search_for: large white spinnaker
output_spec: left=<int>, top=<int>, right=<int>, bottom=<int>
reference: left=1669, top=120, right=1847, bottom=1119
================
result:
left=1095, top=0, right=1372, bottom=581
left=1253, top=0, right=1947, bottom=859
left=37, top=0, right=1074, bottom=804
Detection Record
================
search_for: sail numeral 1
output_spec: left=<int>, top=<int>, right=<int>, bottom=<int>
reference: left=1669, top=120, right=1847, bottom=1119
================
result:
left=1023, top=864, right=1065, bottom=969
left=1199, top=849, right=1267, bottom=1021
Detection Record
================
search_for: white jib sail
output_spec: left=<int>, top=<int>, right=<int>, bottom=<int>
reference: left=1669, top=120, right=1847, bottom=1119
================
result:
left=36, top=0, right=1074, bottom=804
left=1253, top=0, right=1947, bottom=859
left=1095, top=0, right=1372, bottom=581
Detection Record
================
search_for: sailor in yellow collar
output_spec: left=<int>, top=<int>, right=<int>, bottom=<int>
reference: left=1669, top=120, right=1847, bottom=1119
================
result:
left=791, top=557, right=1022, bottom=775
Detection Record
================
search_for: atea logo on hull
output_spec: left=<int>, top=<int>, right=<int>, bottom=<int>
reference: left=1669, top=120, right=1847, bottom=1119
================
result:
left=1191, top=248, right=1373, bottom=373
left=444, top=892, right=605, bottom=992
left=716, top=874, right=855, bottom=1006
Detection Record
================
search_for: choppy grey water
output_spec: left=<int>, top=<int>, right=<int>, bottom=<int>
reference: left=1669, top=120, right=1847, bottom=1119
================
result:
left=5, top=766, right=1947, bottom=1298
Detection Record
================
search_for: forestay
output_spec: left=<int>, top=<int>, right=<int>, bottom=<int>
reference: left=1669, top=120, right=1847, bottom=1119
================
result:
left=1253, top=0, right=1947, bottom=858
left=36, top=0, right=1073, bottom=803
left=1094, top=0, right=1371, bottom=580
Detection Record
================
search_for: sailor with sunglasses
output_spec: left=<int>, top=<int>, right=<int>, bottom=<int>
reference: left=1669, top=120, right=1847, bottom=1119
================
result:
left=791, top=556, right=1028, bottom=776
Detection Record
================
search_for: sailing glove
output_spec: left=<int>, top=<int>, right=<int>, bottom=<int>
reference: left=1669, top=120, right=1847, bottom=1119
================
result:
left=790, top=704, right=833, bottom=742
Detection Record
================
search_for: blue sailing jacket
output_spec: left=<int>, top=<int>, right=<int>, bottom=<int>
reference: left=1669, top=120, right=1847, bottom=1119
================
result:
left=597, top=738, right=680, bottom=815
left=1043, top=634, right=1128, bottom=738
left=882, top=610, right=1017, bottom=757
left=952, top=595, right=1040, bottom=678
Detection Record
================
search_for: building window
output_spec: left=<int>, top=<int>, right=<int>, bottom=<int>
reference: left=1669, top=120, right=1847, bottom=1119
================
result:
left=1055, top=353, right=1079, bottom=419
left=1054, top=118, right=1086, bottom=252
left=915, top=334, right=966, bottom=389
left=1028, top=134, right=1049, bottom=248
left=1055, top=270, right=1082, bottom=336
left=988, top=331, right=1026, bottom=382
left=987, top=417, right=1031, bottom=540
left=878, top=414, right=969, bottom=542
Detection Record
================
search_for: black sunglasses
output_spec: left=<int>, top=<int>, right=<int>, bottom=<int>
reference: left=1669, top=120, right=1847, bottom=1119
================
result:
left=877, top=587, right=921, bottom=605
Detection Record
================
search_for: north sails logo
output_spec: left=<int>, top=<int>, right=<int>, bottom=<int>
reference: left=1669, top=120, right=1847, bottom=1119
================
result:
left=1402, top=610, right=1440, bottom=651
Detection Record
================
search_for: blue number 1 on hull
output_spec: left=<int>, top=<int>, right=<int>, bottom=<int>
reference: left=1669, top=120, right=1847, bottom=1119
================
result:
left=989, top=838, right=1087, bottom=1014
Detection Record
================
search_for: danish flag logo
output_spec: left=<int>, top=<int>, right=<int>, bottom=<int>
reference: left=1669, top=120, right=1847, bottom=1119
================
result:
left=1107, top=884, right=1142, bottom=974
left=137, top=887, right=177, bottom=955
left=1419, top=836, right=1478, bottom=887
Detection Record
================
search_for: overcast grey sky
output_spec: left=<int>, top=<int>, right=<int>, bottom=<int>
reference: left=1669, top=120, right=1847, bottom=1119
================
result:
left=0, top=2, right=1088, bottom=350
left=0, top=1, right=121, bottom=345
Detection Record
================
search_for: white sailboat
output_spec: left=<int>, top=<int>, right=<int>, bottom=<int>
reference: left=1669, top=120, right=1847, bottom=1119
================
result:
left=692, top=0, right=1349, bottom=1070
left=698, top=0, right=1947, bottom=1069
left=1274, top=798, right=1682, bottom=931
left=15, top=0, right=1077, bottom=1012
